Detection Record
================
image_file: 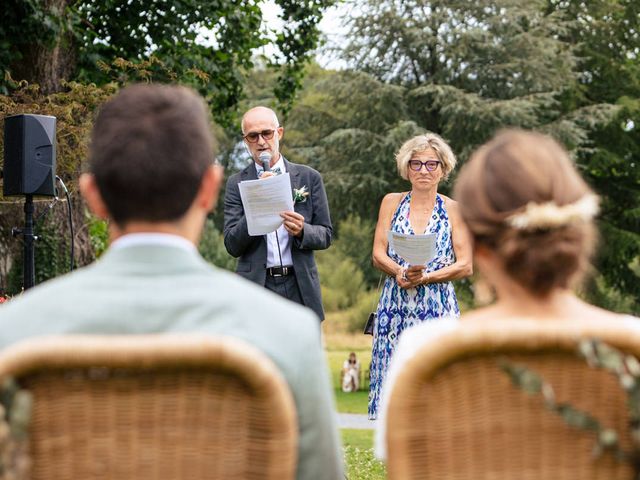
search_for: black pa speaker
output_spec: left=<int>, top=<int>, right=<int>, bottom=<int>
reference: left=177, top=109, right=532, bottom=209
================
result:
left=3, top=114, right=56, bottom=196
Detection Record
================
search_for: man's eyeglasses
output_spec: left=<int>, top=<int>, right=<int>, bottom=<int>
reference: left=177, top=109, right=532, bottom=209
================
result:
left=243, top=129, right=276, bottom=143
left=408, top=159, right=441, bottom=172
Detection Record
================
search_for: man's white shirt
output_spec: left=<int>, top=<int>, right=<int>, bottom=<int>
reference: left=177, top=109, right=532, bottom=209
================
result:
left=255, top=157, right=293, bottom=268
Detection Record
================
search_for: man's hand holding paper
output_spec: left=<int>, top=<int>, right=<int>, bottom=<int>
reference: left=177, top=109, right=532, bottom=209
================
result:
left=238, top=172, right=294, bottom=236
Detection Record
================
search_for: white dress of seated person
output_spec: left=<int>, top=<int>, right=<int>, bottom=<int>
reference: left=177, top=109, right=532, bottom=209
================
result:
left=342, top=358, right=361, bottom=393
left=374, top=314, right=640, bottom=460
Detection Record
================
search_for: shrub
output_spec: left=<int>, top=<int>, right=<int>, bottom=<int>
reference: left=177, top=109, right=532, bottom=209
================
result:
left=199, top=219, right=237, bottom=271
left=317, top=249, right=365, bottom=312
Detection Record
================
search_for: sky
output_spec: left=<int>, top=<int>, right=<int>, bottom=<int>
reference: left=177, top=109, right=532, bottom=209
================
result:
left=259, top=1, right=350, bottom=69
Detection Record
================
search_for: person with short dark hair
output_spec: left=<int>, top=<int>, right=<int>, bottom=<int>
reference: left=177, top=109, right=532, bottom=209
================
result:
left=0, top=84, right=344, bottom=480
left=223, top=106, right=332, bottom=321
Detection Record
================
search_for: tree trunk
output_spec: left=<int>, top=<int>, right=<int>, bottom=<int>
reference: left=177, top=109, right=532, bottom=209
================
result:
left=11, top=0, right=76, bottom=94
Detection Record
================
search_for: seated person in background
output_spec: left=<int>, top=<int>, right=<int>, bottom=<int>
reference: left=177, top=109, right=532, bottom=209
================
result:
left=0, top=84, right=343, bottom=480
left=341, top=352, right=361, bottom=392
left=375, top=129, right=638, bottom=458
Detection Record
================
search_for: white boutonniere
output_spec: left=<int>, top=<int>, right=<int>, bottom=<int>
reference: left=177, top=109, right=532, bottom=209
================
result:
left=293, top=185, right=309, bottom=204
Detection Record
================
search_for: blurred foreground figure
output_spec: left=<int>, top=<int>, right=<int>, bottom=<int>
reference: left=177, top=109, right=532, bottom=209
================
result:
left=0, top=84, right=343, bottom=480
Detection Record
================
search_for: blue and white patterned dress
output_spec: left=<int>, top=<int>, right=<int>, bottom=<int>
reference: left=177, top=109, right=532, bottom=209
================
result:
left=368, top=192, right=460, bottom=419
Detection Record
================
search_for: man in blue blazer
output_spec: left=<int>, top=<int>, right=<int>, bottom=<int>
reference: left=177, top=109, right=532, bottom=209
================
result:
left=224, top=107, right=332, bottom=320
left=0, top=86, right=343, bottom=480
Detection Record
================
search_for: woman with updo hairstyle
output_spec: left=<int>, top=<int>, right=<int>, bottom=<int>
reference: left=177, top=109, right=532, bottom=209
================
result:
left=368, top=132, right=473, bottom=420
left=373, top=129, right=639, bottom=459
left=456, top=129, right=598, bottom=298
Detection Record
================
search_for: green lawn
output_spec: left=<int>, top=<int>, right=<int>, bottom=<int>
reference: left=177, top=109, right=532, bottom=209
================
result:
left=334, top=389, right=369, bottom=414
left=326, top=348, right=371, bottom=414
left=325, top=333, right=386, bottom=479
left=342, top=429, right=387, bottom=480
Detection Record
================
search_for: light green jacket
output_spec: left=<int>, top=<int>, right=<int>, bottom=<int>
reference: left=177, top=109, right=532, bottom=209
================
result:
left=0, top=244, right=344, bottom=480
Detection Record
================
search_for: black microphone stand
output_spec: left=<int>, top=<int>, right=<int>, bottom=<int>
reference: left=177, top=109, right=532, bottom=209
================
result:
left=12, top=194, right=37, bottom=290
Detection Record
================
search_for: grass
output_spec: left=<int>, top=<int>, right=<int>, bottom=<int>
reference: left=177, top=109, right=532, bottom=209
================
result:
left=342, top=429, right=387, bottom=480
left=324, top=320, right=386, bottom=478
left=325, top=346, right=371, bottom=414
left=334, top=389, right=369, bottom=414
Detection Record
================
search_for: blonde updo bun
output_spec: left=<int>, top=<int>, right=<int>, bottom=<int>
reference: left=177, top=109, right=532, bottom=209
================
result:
left=454, top=130, right=598, bottom=297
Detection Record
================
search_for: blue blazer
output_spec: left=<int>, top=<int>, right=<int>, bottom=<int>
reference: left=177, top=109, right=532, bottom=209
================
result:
left=223, top=158, right=333, bottom=320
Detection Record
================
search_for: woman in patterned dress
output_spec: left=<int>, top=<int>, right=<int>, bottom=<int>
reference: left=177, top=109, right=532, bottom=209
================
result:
left=368, top=133, right=473, bottom=419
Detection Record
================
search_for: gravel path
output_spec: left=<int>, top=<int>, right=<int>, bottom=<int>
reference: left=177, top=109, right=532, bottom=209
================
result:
left=338, top=413, right=375, bottom=430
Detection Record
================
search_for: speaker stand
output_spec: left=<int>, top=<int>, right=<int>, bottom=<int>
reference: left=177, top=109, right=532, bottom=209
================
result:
left=12, top=195, right=36, bottom=290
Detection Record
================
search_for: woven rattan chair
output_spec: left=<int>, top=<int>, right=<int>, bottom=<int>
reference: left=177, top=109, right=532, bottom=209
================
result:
left=0, top=334, right=297, bottom=480
left=385, top=322, right=640, bottom=480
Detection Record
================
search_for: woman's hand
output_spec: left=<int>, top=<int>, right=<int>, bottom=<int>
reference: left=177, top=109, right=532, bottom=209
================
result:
left=404, top=265, right=425, bottom=284
left=396, top=266, right=422, bottom=289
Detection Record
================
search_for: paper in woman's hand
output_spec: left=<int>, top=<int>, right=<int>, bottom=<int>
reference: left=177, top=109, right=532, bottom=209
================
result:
left=387, top=231, right=437, bottom=265
left=239, top=173, right=294, bottom=236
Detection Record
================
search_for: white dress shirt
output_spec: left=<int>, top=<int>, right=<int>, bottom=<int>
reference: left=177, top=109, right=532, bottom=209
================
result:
left=255, top=157, right=293, bottom=268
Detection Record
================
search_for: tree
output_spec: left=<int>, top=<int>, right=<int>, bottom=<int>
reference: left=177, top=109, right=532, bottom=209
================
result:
left=291, top=0, right=638, bottom=308
left=547, top=0, right=640, bottom=304
left=0, top=0, right=334, bottom=123
left=285, top=69, right=420, bottom=226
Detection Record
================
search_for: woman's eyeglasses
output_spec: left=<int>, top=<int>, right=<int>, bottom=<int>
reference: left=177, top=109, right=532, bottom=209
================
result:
left=409, top=159, right=441, bottom=172
left=243, top=129, right=276, bottom=143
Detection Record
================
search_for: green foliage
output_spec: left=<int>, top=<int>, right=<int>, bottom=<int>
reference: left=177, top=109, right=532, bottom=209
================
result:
left=343, top=0, right=576, bottom=95
left=453, top=278, right=475, bottom=313
left=286, top=71, right=420, bottom=226
left=7, top=213, right=71, bottom=295
left=317, top=214, right=383, bottom=319
left=0, top=81, right=116, bottom=292
left=283, top=0, right=639, bottom=306
left=271, top=0, right=337, bottom=115
left=0, top=0, right=68, bottom=95
left=73, top=0, right=266, bottom=126
left=318, top=249, right=366, bottom=312
left=342, top=444, right=387, bottom=480
left=581, top=275, right=639, bottom=316
left=342, top=429, right=387, bottom=480
left=342, top=290, right=380, bottom=334
left=502, top=338, right=640, bottom=471
left=549, top=0, right=640, bottom=103
left=198, top=219, right=237, bottom=271
left=0, top=80, right=117, bottom=193
left=87, top=214, right=108, bottom=259
left=332, top=215, right=377, bottom=287
left=0, top=0, right=335, bottom=124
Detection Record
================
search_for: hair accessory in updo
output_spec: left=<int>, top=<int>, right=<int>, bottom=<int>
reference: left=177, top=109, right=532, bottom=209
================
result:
left=506, top=194, right=599, bottom=231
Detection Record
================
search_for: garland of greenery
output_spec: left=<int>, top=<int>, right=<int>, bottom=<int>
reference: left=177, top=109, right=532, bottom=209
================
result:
left=500, top=339, right=640, bottom=476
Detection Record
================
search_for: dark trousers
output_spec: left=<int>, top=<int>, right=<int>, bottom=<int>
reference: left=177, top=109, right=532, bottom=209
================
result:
left=264, top=271, right=304, bottom=306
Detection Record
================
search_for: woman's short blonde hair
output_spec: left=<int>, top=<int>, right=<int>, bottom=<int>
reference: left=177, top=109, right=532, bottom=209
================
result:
left=396, top=132, right=457, bottom=180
